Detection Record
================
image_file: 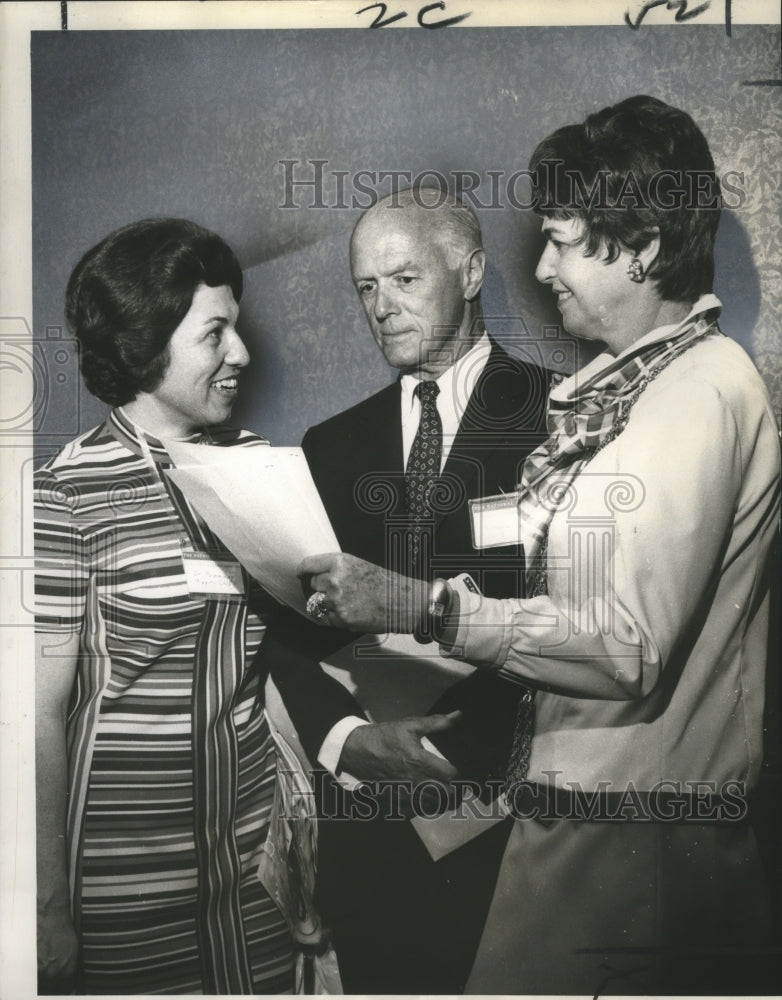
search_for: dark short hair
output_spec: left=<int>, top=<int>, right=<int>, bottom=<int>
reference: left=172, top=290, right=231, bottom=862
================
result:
left=66, top=218, right=243, bottom=406
left=529, top=95, right=720, bottom=303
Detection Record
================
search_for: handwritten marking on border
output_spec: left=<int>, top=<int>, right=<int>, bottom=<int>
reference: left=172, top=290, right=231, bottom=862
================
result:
left=357, top=2, right=471, bottom=29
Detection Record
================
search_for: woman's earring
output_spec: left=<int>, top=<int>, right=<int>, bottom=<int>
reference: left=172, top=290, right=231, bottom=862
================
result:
left=627, top=257, right=645, bottom=283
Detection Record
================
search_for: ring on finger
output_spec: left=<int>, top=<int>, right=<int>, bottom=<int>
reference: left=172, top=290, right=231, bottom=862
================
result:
left=306, top=591, right=330, bottom=622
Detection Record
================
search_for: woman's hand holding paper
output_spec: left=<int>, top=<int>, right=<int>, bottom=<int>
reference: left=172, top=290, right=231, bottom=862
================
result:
left=297, top=553, right=428, bottom=634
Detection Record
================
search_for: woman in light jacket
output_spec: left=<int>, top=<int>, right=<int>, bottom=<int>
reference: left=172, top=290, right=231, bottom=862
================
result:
left=300, top=95, right=781, bottom=994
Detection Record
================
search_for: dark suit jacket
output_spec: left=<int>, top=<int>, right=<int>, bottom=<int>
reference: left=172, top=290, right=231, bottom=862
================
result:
left=267, top=339, right=550, bottom=781
left=302, top=339, right=549, bottom=594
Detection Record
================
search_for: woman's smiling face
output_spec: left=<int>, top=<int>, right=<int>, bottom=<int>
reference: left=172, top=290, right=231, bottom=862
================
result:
left=535, top=216, right=640, bottom=352
left=144, top=283, right=249, bottom=436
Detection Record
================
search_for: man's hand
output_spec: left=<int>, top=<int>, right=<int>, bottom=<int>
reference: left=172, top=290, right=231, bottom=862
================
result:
left=339, top=712, right=464, bottom=815
left=297, top=553, right=428, bottom=634
left=37, top=901, right=78, bottom=993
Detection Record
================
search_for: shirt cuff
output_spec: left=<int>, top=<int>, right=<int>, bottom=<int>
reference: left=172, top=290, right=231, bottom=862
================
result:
left=317, top=716, right=370, bottom=791
left=438, top=573, right=513, bottom=668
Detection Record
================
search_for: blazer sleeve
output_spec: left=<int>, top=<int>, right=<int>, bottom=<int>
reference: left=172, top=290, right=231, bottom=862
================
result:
left=259, top=607, right=367, bottom=763
left=441, top=376, right=772, bottom=700
left=301, top=425, right=326, bottom=490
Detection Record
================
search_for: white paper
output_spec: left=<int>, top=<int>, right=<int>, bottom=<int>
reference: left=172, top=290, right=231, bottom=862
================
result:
left=165, top=441, right=340, bottom=615
left=410, top=798, right=509, bottom=862
left=320, top=634, right=504, bottom=858
left=320, top=631, right=474, bottom=721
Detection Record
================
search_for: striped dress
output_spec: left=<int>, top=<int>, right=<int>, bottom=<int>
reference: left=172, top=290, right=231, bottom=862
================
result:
left=35, top=408, right=296, bottom=994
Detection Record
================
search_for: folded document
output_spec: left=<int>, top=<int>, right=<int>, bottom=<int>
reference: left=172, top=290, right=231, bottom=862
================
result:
left=165, top=440, right=340, bottom=616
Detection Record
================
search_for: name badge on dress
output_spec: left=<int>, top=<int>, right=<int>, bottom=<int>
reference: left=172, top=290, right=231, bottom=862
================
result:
left=180, top=539, right=245, bottom=596
left=469, top=491, right=523, bottom=549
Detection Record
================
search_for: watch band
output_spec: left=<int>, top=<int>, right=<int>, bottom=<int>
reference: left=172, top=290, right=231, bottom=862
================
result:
left=414, top=577, right=453, bottom=643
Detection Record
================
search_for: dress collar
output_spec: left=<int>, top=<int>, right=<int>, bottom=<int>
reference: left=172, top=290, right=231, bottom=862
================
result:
left=552, top=294, right=722, bottom=405
left=108, top=407, right=206, bottom=463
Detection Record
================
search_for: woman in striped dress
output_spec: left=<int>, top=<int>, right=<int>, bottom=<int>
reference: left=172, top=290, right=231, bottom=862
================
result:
left=35, top=219, right=312, bottom=994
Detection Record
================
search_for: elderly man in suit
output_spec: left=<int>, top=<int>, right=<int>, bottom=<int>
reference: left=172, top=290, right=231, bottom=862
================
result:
left=304, top=189, right=547, bottom=594
left=274, top=188, right=549, bottom=993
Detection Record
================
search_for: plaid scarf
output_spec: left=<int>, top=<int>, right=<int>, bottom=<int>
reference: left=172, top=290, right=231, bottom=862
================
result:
left=518, top=304, right=722, bottom=594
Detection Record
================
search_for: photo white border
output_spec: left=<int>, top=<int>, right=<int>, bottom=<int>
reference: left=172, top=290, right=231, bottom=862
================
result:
left=2, top=2, right=779, bottom=998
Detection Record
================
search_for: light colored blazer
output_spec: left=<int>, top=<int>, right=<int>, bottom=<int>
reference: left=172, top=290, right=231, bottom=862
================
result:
left=445, top=318, right=781, bottom=995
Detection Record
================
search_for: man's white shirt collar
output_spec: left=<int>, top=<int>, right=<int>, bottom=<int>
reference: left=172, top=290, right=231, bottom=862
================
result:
left=400, top=332, right=492, bottom=469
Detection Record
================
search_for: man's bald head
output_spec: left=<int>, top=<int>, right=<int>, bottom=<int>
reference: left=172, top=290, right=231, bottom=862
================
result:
left=349, top=188, right=487, bottom=379
left=351, top=188, right=483, bottom=269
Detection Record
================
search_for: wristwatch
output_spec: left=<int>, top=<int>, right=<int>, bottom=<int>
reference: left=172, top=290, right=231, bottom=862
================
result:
left=414, top=577, right=453, bottom=643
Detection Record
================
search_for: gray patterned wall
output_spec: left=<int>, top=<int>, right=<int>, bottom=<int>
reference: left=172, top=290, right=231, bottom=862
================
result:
left=32, top=26, right=781, bottom=458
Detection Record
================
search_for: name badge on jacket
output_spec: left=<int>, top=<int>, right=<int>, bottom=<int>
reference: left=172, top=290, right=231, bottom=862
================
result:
left=180, top=539, right=245, bottom=596
left=469, top=491, right=523, bottom=549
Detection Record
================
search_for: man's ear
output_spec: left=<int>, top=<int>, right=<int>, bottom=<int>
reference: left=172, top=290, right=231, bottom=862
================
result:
left=462, top=248, right=486, bottom=301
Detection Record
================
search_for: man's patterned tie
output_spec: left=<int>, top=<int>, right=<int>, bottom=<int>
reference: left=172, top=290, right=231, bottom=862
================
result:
left=405, top=380, right=442, bottom=574
left=502, top=536, right=545, bottom=809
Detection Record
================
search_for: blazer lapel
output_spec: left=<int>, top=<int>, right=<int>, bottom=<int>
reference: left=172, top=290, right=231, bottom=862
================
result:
left=441, top=340, right=519, bottom=502
left=352, top=380, right=406, bottom=526
left=370, top=379, right=404, bottom=474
